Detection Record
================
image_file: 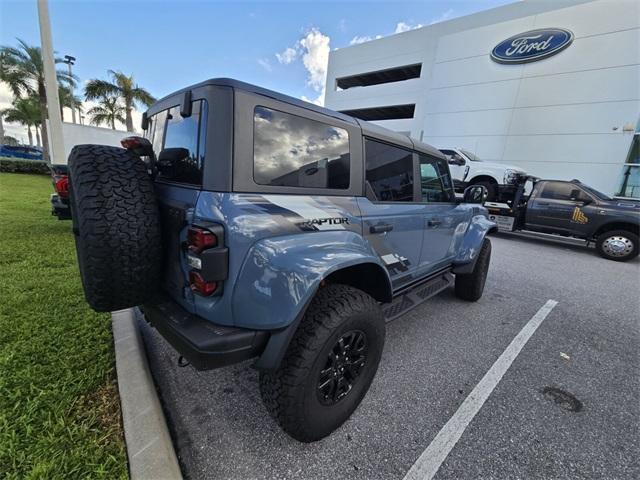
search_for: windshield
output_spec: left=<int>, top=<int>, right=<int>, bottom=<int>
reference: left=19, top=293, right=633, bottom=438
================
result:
left=460, top=148, right=481, bottom=162
left=581, top=183, right=611, bottom=200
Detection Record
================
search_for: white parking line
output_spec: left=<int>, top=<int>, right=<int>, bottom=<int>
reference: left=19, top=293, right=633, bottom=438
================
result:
left=403, top=299, right=559, bottom=480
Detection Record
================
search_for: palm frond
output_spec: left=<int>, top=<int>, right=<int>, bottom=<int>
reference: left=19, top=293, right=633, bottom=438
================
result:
left=84, top=79, right=120, bottom=100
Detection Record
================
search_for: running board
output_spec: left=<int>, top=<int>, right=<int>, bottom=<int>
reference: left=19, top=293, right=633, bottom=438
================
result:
left=383, top=272, right=454, bottom=322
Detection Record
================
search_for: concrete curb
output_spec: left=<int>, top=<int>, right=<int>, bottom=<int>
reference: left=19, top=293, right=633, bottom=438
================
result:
left=112, top=309, right=182, bottom=480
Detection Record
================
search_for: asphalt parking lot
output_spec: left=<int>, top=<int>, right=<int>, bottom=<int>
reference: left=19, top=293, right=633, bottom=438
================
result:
left=141, top=232, right=639, bottom=480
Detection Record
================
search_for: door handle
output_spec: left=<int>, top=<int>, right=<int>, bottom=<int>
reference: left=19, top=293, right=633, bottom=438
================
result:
left=370, top=223, right=393, bottom=234
left=427, top=219, right=441, bottom=227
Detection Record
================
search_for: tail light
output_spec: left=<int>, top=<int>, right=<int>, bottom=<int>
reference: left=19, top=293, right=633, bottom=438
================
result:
left=187, top=226, right=217, bottom=253
left=189, top=271, right=217, bottom=296
left=53, top=174, right=69, bottom=199
left=187, top=224, right=226, bottom=297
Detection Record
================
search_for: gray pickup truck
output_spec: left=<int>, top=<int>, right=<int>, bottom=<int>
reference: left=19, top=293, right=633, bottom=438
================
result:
left=67, top=78, right=497, bottom=442
left=486, top=177, right=639, bottom=261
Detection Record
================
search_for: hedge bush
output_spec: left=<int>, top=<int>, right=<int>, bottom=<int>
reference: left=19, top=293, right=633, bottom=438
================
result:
left=0, top=158, right=50, bottom=175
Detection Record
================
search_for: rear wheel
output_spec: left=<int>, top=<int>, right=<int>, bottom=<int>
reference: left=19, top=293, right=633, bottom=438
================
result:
left=595, top=230, right=639, bottom=262
left=68, top=144, right=162, bottom=312
left=455, top=238, right=491, bottom=301
left=259, top=284, right=385, bottom=442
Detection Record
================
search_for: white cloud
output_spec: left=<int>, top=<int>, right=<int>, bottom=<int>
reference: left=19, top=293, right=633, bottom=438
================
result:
left=301, top=88, right=325, bottom=106
left=299, top=28, right=330, bottom=93
left=395, top=21, right=423, bottom=34
left=258, top=58, right=273, bottom=72
left=350, top=35, right=373, bottom=45
left=275, top=46, right=299, bottom=65
left=277, top=28, right=331, bottom=106
left=429, top=8, right=455, bottom=25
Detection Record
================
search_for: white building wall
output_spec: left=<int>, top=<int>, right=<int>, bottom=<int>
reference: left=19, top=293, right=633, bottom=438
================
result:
left=325, top=0, right=640, bottom=196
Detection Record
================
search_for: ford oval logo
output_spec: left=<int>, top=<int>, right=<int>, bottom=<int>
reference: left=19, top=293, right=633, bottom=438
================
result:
left=491, top=28, right=573, bottom=64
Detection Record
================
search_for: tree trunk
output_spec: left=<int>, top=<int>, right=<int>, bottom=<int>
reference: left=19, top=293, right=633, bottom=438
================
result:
left=36, top=127, right=42, bottom=148
left=111, top=117, right=116, bottom=130
left=38, top=81, right=51, bottom=163
left=0, top=114, right=5, bottom=144
left=27, top=125, right=33, bottom=146
left=125, top=97, right=134, bottom=132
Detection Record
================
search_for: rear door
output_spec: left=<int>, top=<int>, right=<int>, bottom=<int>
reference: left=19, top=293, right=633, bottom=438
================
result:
left=358, top=138, right=424, bottom=289
left=148, top=99, right=208, bottom=311
left=417, top=153, right=463, bottom=270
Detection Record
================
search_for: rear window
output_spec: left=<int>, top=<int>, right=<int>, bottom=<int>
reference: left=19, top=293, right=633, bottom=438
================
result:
left=253, top=106, right=350, bottom=189
left=146, top=99, right=207, bottom=185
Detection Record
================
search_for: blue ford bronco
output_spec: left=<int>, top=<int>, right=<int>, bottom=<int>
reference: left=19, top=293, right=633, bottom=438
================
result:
left=68, top=79, right=496, bottom=442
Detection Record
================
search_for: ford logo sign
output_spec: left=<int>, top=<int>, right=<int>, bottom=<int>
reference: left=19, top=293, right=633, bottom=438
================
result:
left=491, top=28, right=573, bottom=64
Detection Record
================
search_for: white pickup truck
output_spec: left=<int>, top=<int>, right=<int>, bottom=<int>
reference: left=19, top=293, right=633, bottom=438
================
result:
left=439, top=148, right=525, bottom=201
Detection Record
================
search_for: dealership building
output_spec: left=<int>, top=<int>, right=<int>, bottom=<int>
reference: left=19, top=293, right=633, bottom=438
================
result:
left=325, top=0, right=640, bottom=198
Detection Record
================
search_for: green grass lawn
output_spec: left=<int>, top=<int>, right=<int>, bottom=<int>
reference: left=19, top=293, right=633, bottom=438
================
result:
left=0, top=173, right=127, bottom=479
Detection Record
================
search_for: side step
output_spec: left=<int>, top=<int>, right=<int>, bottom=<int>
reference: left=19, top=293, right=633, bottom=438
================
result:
left=383, top=272, right=454, bottom=322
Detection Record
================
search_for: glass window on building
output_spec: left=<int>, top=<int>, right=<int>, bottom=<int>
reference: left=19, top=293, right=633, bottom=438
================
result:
left=616, top=126, right=640, bottom=199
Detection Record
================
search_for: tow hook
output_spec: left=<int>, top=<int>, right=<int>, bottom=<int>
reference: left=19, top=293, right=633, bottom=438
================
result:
left=178, top=355, right=190, bottom=368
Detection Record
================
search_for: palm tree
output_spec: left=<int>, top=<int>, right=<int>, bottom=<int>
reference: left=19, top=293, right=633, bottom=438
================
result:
left=1, top=96, right=41, bottom=146
left=87, top=96, right=126, bottom=130
left=58, top=85, right=83, bottom=122
left=0, top=39, right=76, bottom=162
left=84, top=70, right=155, bottom=132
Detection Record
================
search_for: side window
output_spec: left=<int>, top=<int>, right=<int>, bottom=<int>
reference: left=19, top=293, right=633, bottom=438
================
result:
left=539, top=182, right=576, bottom=200
left=253, top=106, right=350, bottom=189
left=419, top=154, right=454, bottom=202
left=157, top=100, right=208, bottom=185
left=365, top=138, right=414, bottom=202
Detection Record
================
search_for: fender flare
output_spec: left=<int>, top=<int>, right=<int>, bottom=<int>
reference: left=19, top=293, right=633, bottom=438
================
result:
left=231, top=231, right=391, bottom=370
left=452, top=213, right=497, bottom=275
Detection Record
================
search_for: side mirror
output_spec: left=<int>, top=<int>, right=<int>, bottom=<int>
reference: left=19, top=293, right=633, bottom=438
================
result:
left=463, top=185, right=487, bottom=204
left=448, top=157, right=464, bottom=166
left=570, top=188, right=591, bottom=204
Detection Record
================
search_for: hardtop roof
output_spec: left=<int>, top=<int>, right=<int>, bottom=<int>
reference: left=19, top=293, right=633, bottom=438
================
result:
left=150, top=77, right=445, bottom=159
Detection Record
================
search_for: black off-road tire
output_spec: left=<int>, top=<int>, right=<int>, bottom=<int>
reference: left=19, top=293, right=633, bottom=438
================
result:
left=68, top=144, right=162, bottom=312
left=259, top=284, right=385, bottom=442
left=455, top=238, right=491, bottom=301
left=471, top=180, right=497, bottom=202
left=595, top=230, right=639, bottom=262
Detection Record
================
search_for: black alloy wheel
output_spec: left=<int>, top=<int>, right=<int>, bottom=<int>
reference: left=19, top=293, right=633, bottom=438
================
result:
left=317, top=330, right=368, bottom=406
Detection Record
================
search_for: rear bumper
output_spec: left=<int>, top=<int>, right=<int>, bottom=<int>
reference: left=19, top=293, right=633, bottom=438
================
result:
left=50, top=194, right=71, bottom=220
left=142, top=296, right=270, bottom=370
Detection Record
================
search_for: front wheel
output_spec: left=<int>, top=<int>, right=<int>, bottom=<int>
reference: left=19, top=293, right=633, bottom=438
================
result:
left=455, top=238, right=491, bottom=301
left=595, top=230, right=639, bottom=262
left=259, top=284, right=385, bottom=442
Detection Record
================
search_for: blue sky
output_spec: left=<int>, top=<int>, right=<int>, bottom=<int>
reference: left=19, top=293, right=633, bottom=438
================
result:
left=0, top=0, right=512, bottom=139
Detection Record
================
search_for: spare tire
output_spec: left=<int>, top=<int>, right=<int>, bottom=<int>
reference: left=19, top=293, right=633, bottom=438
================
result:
left=68, top=144, right=162, bottom=312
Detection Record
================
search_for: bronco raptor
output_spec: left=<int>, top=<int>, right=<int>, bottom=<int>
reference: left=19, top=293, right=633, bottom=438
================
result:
left=68, top=79, right=496, bottom=442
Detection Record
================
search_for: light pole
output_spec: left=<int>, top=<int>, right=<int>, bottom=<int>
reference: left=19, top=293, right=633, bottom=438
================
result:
left=63, top=55, right=76, bottom=123
left=37, top=0, right=64, bottom=164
